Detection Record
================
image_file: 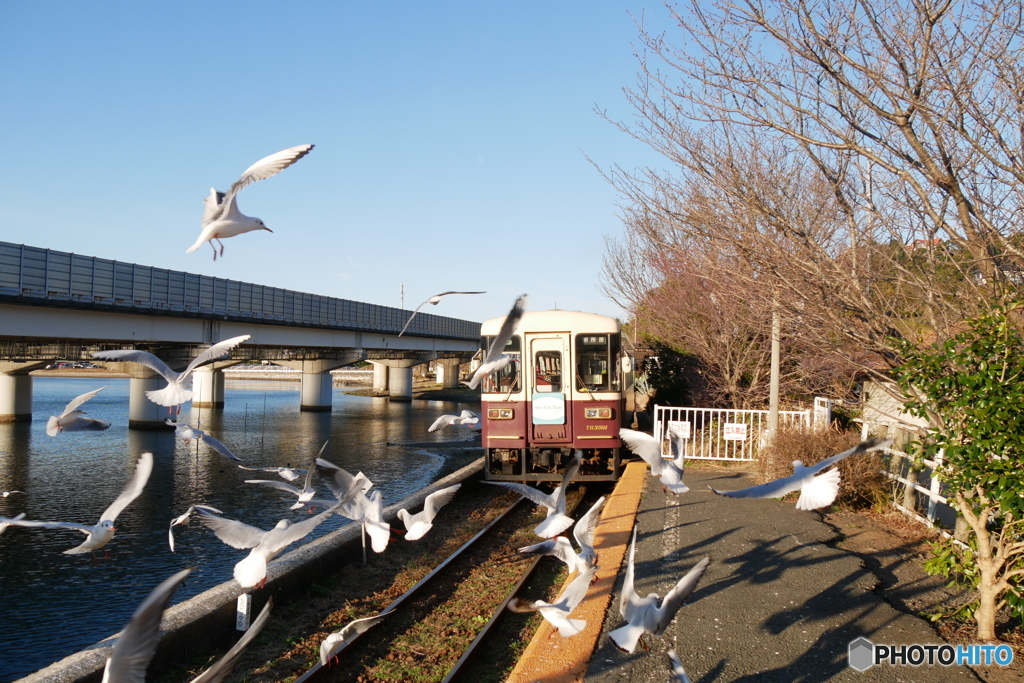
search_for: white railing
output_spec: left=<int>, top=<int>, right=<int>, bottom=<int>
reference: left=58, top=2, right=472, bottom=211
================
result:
left=652, top=405, right=812, bottom=461
left=878, top=445, right=956, bottom=536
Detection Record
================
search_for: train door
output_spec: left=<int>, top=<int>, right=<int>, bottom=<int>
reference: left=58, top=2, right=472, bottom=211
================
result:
left=528, top=333, right=571, bottom=442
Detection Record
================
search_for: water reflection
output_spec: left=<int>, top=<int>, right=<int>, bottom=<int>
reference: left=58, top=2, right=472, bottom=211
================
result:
left=0, top=376, right=477, bottom=681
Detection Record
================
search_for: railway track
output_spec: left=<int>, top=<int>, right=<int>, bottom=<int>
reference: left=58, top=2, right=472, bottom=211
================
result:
left=286, top=485, right=601, bottom=683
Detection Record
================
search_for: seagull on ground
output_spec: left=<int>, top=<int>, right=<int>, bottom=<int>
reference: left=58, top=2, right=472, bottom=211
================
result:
left=168, top=504, right=223, bottom=552
left=397, top=483, right=461, bottom=541
left=668, top=649, right=691, bottom=683
left=92, top=335, right=251, bottom=409
left=483, top=450, right=580, bottom=538
left=166, top=419, right=241, bottom=461
left=320, top=613, right=388, bottom=666
left=467, top=294, right=526, bottom=390
left=194, top=504, right=338, bottom=589
left=187, top=144, right=314, bottom=260
left=244, top=446, right=321, bottom=510
left=709, top=437, right=893, bottom=510
left=428, top=410, right=479, bottom=433
left=609, top=527, right=709, bottom=653
left=46, top=387, right=110, bottom=436
left=518, top=495, right=605, bottom=574
left=398, top=291, right=486, bottom=337
left=0, top=452, right=152, bottom=555
left=236, top=464, right=306, bottom=482
left=507, top=564, right=597, bottom=637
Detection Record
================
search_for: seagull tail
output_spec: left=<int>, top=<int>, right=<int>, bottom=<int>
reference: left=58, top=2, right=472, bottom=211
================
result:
left=608, top=623, right=645, bottom=653
left=557, top=618, right=587, bottom=637
left=234, top=554, right=267, bottom=589
left=185, top=236, right=208, bottom=254
left=145, top=384, right=193, bottom=408
left=45, top=416, right=61, bottom=437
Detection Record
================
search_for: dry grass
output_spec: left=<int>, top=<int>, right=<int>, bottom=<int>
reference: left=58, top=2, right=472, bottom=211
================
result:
left=758, top=425, right=889, bottom=510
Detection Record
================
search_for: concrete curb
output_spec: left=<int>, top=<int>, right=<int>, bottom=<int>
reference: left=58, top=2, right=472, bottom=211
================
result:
left=18, top=457, right=485, bottom=683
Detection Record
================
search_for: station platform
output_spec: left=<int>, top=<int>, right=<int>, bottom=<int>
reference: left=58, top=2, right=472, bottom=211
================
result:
left=508, top=461, right=982, bottom=683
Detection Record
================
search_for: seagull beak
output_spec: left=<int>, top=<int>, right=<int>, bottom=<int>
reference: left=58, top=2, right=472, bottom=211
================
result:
left=263, top=227, right=274, bottom=232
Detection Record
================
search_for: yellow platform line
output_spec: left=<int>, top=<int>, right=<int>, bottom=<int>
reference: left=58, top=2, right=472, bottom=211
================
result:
left=506, top=461, right=648, bottom=683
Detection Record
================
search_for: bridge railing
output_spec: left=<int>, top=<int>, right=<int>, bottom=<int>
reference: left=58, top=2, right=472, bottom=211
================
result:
left=0, top=242, right=480, bottom=340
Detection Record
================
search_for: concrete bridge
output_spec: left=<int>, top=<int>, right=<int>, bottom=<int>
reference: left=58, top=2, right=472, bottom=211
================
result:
left=0, top=242, right=480, bottom=426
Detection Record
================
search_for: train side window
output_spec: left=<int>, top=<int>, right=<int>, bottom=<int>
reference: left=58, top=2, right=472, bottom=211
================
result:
left=480, top=335, right=521, bottom=392
left=535, top=351, right=562, bottom=393
left=575, top=333, right=620, bottom=391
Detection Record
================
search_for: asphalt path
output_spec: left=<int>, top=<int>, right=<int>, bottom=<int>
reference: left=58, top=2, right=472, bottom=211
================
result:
left=584, top=468, right=983, bottom=683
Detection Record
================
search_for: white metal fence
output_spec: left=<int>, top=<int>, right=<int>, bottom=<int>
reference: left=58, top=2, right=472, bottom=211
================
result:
left=652, top=405, right=812, bottom=461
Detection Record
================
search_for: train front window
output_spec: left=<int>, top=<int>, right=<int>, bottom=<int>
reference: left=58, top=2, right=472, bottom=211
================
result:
left=479, top=334, right=521, bottom=392
left=575, top=333, right=620, bottom=391
left=534, top=350, right=562, bottom=393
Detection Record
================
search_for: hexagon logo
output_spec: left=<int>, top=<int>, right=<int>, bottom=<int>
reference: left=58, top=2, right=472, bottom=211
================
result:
left=848, top=637, right=875, bottom=672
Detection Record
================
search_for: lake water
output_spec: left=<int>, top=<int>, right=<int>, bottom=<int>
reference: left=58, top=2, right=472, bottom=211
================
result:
left=0, top=377, right=478, bottom=681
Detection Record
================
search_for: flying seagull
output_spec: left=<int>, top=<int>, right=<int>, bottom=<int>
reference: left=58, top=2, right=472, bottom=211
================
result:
left=619, top=428, right=690, bottom=494
left=398, top=291, right=486, bottom=337
left=609, top=527, right=709, bottom=653
left=236, top=464, right=306, bottom=482
left=1, top=452, right=152, bottom=555
left=518, top=495, right=605, bottom=574
left=483, top=450, right=580, bottom=538
left=168, top=504, right=223, bottom=552
left=0, top=513, right=25, bottom=536
left=508, top=564, right=597, bottom=637
left=187, top=144, right=314, bottom=260
left=709, top=437, right=893, bottom=510
left=167, top=419, right=241, bottom=461
left=46, top=387, right=110, bottom=436
left=244, top=448, right=320, bottom=511
left=320, top=613, right=388, bottom=666
left=397, top=483, right=461, bottom=541
left=427, top=410, right=478, bottom=433
left=467, top=294, right=526, bottom=390
left=92, top=335, right=251, bottom=409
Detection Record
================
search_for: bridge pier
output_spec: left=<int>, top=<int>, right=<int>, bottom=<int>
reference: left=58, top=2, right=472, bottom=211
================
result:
left=192, top=368, right=225, bottom=409
left=0, top=374, right=33, bottom=423
left=276, top=354, right=365, bottom=412
left=371, top=362, right=389, bottom=392
left=436, top=358, right=463, bottom=389
left=129, top=376, right=173, bottom=429
left=371, top=359, right=428, bottom=401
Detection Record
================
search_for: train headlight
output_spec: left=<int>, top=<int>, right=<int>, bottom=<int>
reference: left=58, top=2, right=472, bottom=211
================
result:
left=487, top=408, right=514, bottom=419
left=585, top=407, right=613, bottom=419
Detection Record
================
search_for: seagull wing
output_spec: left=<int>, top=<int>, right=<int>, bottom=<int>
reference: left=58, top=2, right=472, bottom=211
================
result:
left=709, top=469, right=804, bottom=500
left=552, top=451, right=581, bottom=516
left=181, top=335, right=252, bottom=379
left=398, top=300, right=430, bottom=337
left=91, top=350, right=178, bottom=383
left=223, top=144, right=314, bottom=205
left=556, top=564, right=598, bottom=612
left=423, top=484, right=461, bottom=521
left=668, top=649, right=691, bottom=683
left=59, top=387, right=106, bottom=419
left=99, top=452, right=153, bottom=524
left=263, top=506, right=336, bottom=552
left=428, top=414, right=459, bottom=432
left=102, top=569, right=192, bottom=683
left=619, top=429, right=664, bottom=476
left=197, top=433, right=241, bottom=461
left=620, top=527, right=638, bottom=616
left=2, top=518, right=94, bottom=533
left=808, top=437, right=894, bottom=475
left=652, top=556, right=710, bottom=635
left=519, top=537, right=576, bottom=568
left=244, top=480, right=302, bottom=497
left=315, top=456, right=361, bottom=506
left=189, top=598, right=272, bottom=683
left=481, top=481, right=556, bottom=511
left=481, top=295, right=527, bottom=366
left=194, top=508, right=267, bottom=549
left=573, top=496, right=606, bottom=562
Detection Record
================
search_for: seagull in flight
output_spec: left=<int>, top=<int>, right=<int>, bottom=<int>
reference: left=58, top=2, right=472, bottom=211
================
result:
left=619, top=428, right=690, bottom=495
left=187, top=144, right=314, bottom=260
left=398, top=291, right=486, bottom=336
left=236, top=464, right=306, bottom=482
left=46, top=387, right=110, bottom=436
left=0, top=452, right=152, bottom=555
left=167, top=419, right=241, bottom=461
left=92, top=335, right=251, bottom=409
left=428, top=410, right=478, bottom=433
left=320, top=613, right=388, bottom=666
left=709, top=437, right=893, bottom=510
left=397, top=483, right=461, bottom=541
left=609, top=527, right=709, bottom=653
left=168, top=504, right=223, bottom=552
left=483, top=450, right=580, bottom=538
left=508, top=564, right=597, bottom=637
left=467, top=294, right=526, bottom=390
left=519, top=495, right=605, bottom=574
left=245, top=451, right=319, bottom=511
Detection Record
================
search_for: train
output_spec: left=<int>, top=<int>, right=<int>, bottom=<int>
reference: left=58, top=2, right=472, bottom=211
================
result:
left=478, top=309, right=635, bottom=482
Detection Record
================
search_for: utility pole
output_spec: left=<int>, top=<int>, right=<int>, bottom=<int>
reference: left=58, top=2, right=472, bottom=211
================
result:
left=400, top=284, right=404, bottom=310
left=768, top=303, right=780, bottom=441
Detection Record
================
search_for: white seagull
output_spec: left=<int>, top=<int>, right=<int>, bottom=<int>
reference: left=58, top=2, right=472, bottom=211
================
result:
left=507, top=564, right=597, bottom=637
left=168, top=504, right=223, bottom=552
left=619, top=428, right=690, bottom=495
left=483, top=450, right=580, bottom=538
left=518, top=495, right=605, bottom=574
left=356, top=490, right=390, bottom=553
left=314, top=456, right=374, bottom=512
left=398, top=291, right=486, bottom=337
left=1, top=452, right=152, bottom=555
left=236, top=464, right=306, bottom=482
left=1, top=490, right=24, bottom=497
left=428, top=410, right=479, bottom=433
left=320, top=613, right=388, bottom=666
left=467, top=294, right=526, bottom=390
left=46, top=387, right=110, bottom=436
left=397, top=484, right=461, bottom=541
left=187, top=144, right=314, bottom=260
left=245, top=451, right=319, bottom=511
left=608, top=527, right=709, bottom=653
left=92, top=335, right=251, bottom=409
left=194, top=504, right=338, bottom=589
left=709, top=437, right=893, bottom=510
left=167, top=419, right=241, bottom=461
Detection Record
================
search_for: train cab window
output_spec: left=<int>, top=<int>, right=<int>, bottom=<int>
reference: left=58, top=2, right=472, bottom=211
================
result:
left=534, top=351, right=562, bottom=393
left=480, top=335, right=521, bottom=392
left=575, top=333, right=621, bottom=392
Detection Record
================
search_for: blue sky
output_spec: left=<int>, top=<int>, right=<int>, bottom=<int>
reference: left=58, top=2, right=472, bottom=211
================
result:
left=0, top=2, right=674, bottom=325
